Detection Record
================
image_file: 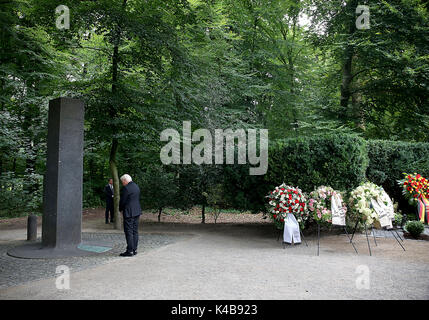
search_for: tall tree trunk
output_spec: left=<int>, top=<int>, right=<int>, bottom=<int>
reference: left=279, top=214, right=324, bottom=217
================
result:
left=158, top=207, right=162, bottom=222
left=201, top=203, right=206, bottom=224
left=110, top=43, right=120, bottom=230
left=109, top=0, right=128, bottom=230
left=340, top=0, right=358, bottom=121
left=340, top=44, right=354, bottom=119
left=109, top=138, right=121, bottom=229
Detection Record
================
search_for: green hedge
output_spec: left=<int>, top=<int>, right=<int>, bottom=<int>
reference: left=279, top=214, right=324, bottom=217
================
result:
left=266, top=134, right=369, bottom=193
left=366, top=139, right=429, bottom=210
left=223, top=134, right=369, bottom=212
left=137, top=136, right=429, bottom=217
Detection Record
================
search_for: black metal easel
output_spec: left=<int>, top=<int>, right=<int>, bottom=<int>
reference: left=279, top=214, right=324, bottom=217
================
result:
left=385, top=227, right=406, bottom=251
left=350, top=220, right=405, bottom=256
left=316, top=223, right=358, bottom=256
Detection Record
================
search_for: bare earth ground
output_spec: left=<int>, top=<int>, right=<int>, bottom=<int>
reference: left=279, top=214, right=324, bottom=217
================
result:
left=1, top=208, right=429, bottom=300
left=0, top=207, right=270, bottom=230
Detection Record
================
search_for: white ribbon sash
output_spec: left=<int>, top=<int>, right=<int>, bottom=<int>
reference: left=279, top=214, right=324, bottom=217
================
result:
left=331, top=193, right=346, bottom=226
left=283, top=213, right=301, bottom=244
left=371, top=190, right=394, bottom=228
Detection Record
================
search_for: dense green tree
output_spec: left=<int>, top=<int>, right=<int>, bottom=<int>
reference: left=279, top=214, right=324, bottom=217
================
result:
left=1, top=0, right=428, bottom=218
left=0, top=0, right=65, bottom=214
left=306, top=0, right=429, bottom=141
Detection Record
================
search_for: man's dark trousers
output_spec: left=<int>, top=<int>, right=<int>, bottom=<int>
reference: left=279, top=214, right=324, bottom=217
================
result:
left=123, top=215, right=139, bottom=253
left=104, top=184, right=114, bottom=223
left=105, top=202, right=114, bottom=223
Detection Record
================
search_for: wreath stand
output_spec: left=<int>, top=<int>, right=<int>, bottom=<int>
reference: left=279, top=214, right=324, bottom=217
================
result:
left=349, top=220, right=405, bottom=256
left=315, top=222, right=358, bottom=256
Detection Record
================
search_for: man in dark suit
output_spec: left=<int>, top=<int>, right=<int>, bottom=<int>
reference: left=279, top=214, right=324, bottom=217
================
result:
left=119, top=174, right=142, bottom=257
left=104, top=178, right=114, bottom=224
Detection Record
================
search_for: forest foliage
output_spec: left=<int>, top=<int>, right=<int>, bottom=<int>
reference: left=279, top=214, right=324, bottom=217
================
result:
left=1, top=0, right=428, bottom=218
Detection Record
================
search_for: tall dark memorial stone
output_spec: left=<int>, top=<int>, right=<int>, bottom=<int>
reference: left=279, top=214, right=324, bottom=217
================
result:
left=8, top=98, right=112, bottom=259
left=42, top=97, right=84, bottom=249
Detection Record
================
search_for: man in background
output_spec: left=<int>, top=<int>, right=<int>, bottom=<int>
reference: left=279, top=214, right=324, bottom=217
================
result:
left=119, top=174, right=142, bottom=257
left=104, top=178, right=114, bottom=224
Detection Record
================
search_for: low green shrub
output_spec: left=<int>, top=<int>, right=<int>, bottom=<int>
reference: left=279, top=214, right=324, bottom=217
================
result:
left=393, top=213, right=403, bottom=226
left=405, top=221, right=425, bottom=238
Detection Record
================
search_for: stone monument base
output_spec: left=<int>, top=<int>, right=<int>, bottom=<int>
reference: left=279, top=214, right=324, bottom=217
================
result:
left=7, top=240, right=112, bottom=259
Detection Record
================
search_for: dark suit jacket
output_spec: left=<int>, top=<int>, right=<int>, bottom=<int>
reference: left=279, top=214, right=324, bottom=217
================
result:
left=104, top=184, right=114, bottom=204
left=119, top=181, right=142, bottom=218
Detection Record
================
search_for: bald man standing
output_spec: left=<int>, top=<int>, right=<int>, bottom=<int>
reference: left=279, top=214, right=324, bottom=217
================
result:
left=119, top=174, right=142, bottom=257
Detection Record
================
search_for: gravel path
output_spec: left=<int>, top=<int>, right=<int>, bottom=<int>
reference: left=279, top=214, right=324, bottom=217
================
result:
left=0, top=232, right=187, bottom=289
left=0, top=223, right=428, bottom=300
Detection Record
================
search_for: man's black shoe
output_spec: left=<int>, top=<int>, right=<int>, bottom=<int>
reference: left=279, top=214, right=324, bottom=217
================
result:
left=105, top=221, right=109, bottom=224
left=119, top=251, right=134, bottom=257
left=133, top=251, right=137, bottom=255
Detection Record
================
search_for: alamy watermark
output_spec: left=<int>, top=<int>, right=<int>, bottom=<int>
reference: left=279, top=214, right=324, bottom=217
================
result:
left=355, top=265, right=370, bottom=290
left=55, top=5, right=70, bottom=30
left=160, top=121, right=268, bottom=175
left=356, top=5, right=370, bottom=30
left=55, top=265, right=70, bottom=290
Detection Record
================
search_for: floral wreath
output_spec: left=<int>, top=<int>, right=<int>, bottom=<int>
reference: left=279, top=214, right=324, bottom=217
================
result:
left=267, top=183, right=309, bottom=230
left=308, top=186, right=347, bottom=225
left=349, top=181, right=385, bottom=225
left=398, top=172, right=429, bottom=205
